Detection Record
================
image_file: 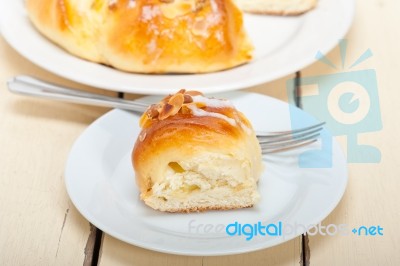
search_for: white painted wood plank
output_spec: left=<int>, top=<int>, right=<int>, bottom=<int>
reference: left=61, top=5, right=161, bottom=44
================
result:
left=300, top=0, right=400, bottom=264
left=0, top=39, right=116, bottom=265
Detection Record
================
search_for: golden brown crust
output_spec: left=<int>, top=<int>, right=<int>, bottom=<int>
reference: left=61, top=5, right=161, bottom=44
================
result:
left=26, top=0, right=105, bottom=62
left=163, top=204, right=253, bottom=213
left=26, top=0, right=253, bottom=73
left=244, top=9, right=313, bottom=16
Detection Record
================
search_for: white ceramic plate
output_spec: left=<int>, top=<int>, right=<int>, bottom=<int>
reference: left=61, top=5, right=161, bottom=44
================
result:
left=0, top=0, right=354, bottom=95
left=65, top=92, right=347, bottom=256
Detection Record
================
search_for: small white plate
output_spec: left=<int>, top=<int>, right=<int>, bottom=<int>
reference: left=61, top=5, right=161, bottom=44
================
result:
left=65, top=92, right=347, bottom=256
left=0, top=0, right=354, bottom=94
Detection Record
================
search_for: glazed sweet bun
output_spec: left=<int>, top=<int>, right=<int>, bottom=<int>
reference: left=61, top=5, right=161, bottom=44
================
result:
left=132, top=90, right=263, bottom=212
left=26, top=0, right=253, bottom=73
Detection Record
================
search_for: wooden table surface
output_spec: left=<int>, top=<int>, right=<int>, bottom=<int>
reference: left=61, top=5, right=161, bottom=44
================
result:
left=1, top=0, right=399, bottom=265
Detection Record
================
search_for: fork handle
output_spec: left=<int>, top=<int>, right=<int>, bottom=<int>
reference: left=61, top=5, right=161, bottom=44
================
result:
left=7, top=76, right=148, bottom=113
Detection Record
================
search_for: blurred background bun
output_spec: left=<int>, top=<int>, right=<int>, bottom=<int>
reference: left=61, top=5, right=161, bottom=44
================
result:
left=26, top=0, right=253, bottom=73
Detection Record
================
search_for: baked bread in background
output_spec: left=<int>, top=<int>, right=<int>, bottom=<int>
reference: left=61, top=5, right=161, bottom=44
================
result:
left=235, top=0, right=317, bottom=15
left=132, top=90, right=263, bottom=212
left=26, top=0, right=253, bottom=73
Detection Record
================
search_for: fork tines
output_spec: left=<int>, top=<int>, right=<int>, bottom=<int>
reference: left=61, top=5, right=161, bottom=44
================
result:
left=257, top=122, right=325, bottom=154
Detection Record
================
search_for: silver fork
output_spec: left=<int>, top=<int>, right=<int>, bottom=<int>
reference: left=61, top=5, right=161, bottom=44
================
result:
left=7, top=76, right=325, bottom=154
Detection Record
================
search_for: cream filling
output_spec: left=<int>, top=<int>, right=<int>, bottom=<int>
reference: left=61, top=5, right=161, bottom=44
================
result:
left=151, top=154, right=256, bottom=199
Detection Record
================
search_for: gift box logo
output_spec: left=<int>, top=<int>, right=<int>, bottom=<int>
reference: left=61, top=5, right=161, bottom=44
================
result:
left=287, top=40, right=382, bottom=167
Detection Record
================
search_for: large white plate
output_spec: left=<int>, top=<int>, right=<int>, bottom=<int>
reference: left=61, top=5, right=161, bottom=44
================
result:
left=65, top=91, right=347, bottom=256
left=0, top=0, right=354, bottom=95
